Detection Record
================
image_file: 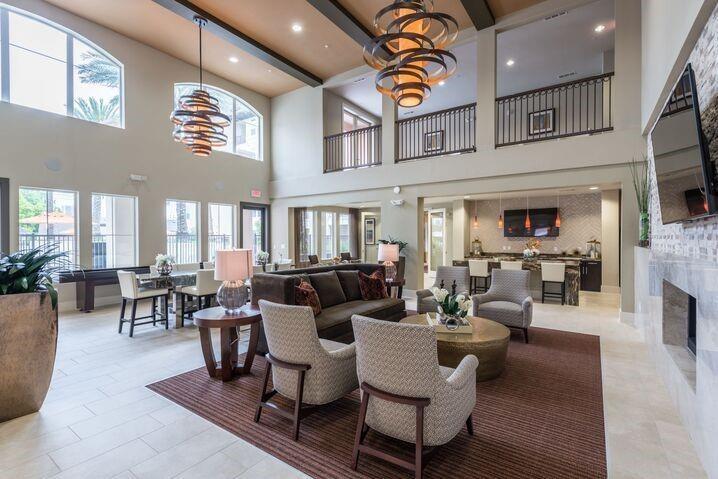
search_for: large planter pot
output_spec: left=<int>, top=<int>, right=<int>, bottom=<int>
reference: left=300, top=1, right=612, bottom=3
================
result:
left=0, top=293, right=58, bottom=422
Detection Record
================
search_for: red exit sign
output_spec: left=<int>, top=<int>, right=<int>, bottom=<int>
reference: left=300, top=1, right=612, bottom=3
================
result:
left=250, top=189, right=262, bottom=198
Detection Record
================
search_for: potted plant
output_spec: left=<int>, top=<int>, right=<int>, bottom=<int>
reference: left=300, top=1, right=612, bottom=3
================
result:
left=630, top=156, right=650, bottom=247
left=256, top=250, right=270, bottom=271
left=430, top=285, right=471, bottom=330
left=523, top=238, right=541, bottom=259
left=0, top=245, right=66, bottom=422
left=155, top=254, right=174, bottom=276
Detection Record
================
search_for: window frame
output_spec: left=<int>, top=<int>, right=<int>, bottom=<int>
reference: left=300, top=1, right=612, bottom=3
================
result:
left=165, top=198, right=201, bottom=264
left=0, top=4, right=125, bottom=127
left=321, top=211, right=336, bottom=260
left=174, top=82, right=263, bottom=161
left=207, top=202, right=237, bottom=262
left=342, top=106, right=373, bottom=133
left=18, top=185, right=79, bottom=267
left=90, top=192, right=138, bottom=268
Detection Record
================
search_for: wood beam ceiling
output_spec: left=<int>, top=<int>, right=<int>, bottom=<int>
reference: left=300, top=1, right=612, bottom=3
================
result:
left=305, top=0, right=374, bottom=48
left=150, top=0, right=323, bottom=87
left=460, top=0, right=495, bottom=31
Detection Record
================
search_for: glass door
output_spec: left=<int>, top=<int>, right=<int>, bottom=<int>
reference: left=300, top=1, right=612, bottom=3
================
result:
left=427, top=209, right=445, bottom=276
left=240, top=203, right=269, bottom=263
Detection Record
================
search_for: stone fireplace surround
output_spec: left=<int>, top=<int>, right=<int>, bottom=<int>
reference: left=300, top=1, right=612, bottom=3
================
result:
left=634, top=247, right=718, bottom=477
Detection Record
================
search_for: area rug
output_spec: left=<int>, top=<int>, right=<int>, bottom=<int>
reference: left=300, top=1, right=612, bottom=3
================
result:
left=147, top=327, right=607, bottom=478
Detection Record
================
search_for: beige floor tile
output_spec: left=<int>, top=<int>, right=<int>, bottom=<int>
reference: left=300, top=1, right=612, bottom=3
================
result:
left=84, top=386, right=155, bottom=416
left=220, top=440, right=270, bottom=471
left=148, top=402, right=192, bottom=426
left=68, top=396, right=169, bottom=439
left=0, top=406, right=94, bottom=443
left=174, top=451, right=250, bottom=479
left=50, top=439, right=157, bottom=479
left=0, top=428, right=79, bottom=470
left=236, top=457, right=308, bottom=479
left=140, top=414, right=213, bottom=453
left=0, top=454, right=59, bottom=479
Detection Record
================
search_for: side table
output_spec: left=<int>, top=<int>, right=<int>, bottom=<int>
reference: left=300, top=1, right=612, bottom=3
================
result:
left=193, top=305, right=262, bottom=382
left=385, top=278, right=406, bottom=298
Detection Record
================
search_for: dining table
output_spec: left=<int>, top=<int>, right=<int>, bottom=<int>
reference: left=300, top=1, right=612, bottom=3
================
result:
left=136, top=271, right=197, bottom=328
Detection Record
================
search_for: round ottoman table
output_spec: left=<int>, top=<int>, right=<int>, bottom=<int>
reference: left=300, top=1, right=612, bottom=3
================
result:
left=401, top=314, right=510, bottom=381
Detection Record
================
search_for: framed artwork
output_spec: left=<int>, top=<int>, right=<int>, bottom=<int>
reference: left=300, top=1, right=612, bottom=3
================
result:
left=424, top=130, right=444, bottom=152
left=528, top=108, right=555, bottom=135
left=364, top=218, right=375, bottom=245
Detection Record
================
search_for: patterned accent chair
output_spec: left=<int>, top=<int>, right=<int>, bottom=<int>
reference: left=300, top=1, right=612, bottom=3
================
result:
left=472, top=269, right=533, bottom=343
left=416, top=266, right=470, bottom=314
left=255, top=300, right=358, bottom=440
left=350, top=315, right=477, bottom=477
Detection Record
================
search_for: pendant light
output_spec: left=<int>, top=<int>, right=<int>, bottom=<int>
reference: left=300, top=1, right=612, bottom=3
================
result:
left=170, top=17, right=230, bottom=157
left=524, top=196, right=531, bottom=231
left=497, top=193, right=504, bottom=229
left=363, top=0, right=458, bottom=108
left=473, top=200, right=479, bottom=228
left=555, top=191, right=562, bottom=228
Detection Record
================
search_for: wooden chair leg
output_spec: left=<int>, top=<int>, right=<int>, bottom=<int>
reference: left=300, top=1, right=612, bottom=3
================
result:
left=164, top=294, right=169, bottom=329
left=541, top=281, right=545, bottom=303
left=293, top=370, right=307, bottom=441
left=415, top=405, right=425, bottom=478
left=352, top=390, right=370, bottom=471
left=561, top=283, right=566, bottom=305
left=254, top=361, right=272, bottom=423
left=129, top=299, right=138, bottom=338
left=466, top=413, right=474, bottom=435
left=118, top=298, right=126, bottom=333
left=523, top=327, right=529, bottom=344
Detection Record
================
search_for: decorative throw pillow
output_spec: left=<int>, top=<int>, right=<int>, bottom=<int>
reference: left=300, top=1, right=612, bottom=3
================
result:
left=358, top=269, right=389, bottom=300
left=295, top=281, right=321, bottom=316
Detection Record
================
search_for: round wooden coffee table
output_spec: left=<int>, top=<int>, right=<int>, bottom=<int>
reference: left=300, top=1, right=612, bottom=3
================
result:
left=401, top=314, right=510, bottom=381
left=193, top=305, right=262, bottom=382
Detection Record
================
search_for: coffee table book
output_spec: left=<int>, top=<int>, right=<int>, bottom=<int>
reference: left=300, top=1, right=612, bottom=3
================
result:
left=425, top=313, right=474, bottom=334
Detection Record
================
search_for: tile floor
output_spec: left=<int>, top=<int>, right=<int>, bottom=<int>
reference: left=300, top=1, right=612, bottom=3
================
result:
left=0, top=292, right=708, bottom=479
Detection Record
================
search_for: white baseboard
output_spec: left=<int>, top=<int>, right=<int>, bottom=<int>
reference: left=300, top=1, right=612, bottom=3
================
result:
left=601, top=285, right=621, bottom=294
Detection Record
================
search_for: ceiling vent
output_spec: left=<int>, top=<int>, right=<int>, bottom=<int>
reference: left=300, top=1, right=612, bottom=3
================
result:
left=558, top=71, right=577, bottom=79
left=544, top=10, right=567, bottom=21
left=352, top=77, right=366, bottom=83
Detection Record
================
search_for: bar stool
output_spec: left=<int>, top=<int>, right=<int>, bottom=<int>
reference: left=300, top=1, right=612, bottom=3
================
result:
left=500, top=260, right=523, bottom=271
left=541, top=262, right=566, bottom=304
left=117, top=270, right=170, bottom=337
left=181, top=269, right=222, bottom=314
left=468, top=259, right=490, bottom=293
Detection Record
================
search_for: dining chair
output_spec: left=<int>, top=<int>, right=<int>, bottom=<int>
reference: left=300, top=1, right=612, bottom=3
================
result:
left=500, top=260, right=523, bottom=271
left=308, top=254, right=319, bottom=265
left=541, top=262, right=566, bottom=304
left=181, top=269, right=222, bottom=314
left=468, top=259, right=490, bottom=293
left=117, top=270, right=170, bottom=337
left=202, top=261, right=215, bottom=269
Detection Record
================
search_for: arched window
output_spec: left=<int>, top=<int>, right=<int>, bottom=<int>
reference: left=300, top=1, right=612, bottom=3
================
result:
left=0, top=5, right=123, bottom=127
left=174, top=83, right=262, bottom=161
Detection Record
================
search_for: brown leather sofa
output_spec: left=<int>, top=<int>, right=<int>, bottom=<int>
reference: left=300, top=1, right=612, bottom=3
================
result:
left=251, top=263, right=407, bottom=353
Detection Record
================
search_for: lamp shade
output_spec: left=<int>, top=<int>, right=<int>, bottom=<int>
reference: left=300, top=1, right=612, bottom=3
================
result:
left=378, top=243, right=400, bottom=262
left=214, top=249, right=253, bottom=281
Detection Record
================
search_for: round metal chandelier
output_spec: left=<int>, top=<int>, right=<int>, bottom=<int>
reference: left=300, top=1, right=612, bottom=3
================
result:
left=363, top=0, right=459, bottom=108
left=171, top=17, right=230, bottom=157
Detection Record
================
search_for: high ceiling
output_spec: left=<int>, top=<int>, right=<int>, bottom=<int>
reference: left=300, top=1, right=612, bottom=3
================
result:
left=45, top=0, right=547, bottom=98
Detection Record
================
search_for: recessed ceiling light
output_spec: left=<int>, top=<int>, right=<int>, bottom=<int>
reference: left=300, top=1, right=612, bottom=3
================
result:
left=267, top=69, right=272, bottom=73
left=594, top=24, right=605, bottom=33
left=589, top=186, right=599, bottom=190
left=228, top=56, right=239, bottom=63
left=438, top=80, right=446, bottom=86
left=292, top=23, right=303, bottom=33
left=324, top=44, right=329, bottom=49
left=463, top=195, right=470, bottom=199
left=506, top=59, right=515, bottom=67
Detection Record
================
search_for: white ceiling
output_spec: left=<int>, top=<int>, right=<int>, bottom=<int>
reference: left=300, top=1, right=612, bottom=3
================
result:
left=329, top=40, right=478, bottom=119
left=423, top=183, right=620, bottom=205
left=496, top=0, right=615, bottom=97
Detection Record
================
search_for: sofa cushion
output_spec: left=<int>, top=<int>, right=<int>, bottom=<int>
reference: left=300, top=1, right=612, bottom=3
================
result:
left=309, top=270, right=347, bottom=309
left=295, top=281, right=321, bottom=316
left=336, top=270, right=362, bottom=301
left=477, top=300, right=523, bottom=328
left=315, top=298, right=405, bottom=333
left=359, top=270, right=388, bottom=300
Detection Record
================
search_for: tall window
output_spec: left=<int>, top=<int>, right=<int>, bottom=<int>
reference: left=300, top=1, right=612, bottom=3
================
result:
left=208, top=203, right=235, bottom=261
left=18, top=187, right=78, bottom=266
left=174, top=83, right=261, bottom=160
left=342, top=108, right=372, bottom=132
left=0, top=6, right=123, bottom=127
left=91, top=194, right=137, bottom=268
left=165, top=199, right=200, bottom=263
left=339, top=213, right=350, bottom=254
left=302, top=210, right=316, bottom=260
left=321, top=212, right=335, bottom=260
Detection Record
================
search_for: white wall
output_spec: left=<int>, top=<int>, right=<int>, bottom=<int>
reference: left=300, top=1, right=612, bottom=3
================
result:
left=601, top=189, right=621, bottom=290
left=0, top=0, right=271, bottom=309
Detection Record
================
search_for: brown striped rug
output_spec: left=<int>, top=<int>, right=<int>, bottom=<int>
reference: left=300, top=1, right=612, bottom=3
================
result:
left=148, top=327, right=606, bottom=478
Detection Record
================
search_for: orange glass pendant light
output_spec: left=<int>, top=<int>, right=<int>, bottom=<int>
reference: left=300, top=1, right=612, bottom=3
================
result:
left=364, top=0, right=458, bottom=108
left=497, top=193, right=504, bottom=229
left=524, top=196, right=531, bottom=230
left=555, top=192, right=562, bottom=228
left=473, top=200, right=479, bottom=227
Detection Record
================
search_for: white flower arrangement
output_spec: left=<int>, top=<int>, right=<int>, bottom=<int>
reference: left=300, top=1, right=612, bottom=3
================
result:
left=256, top=250, right=270, bottom=265
left=155, top=254, right=174, bottom=267
left=431, top=287, right=470, bottom=318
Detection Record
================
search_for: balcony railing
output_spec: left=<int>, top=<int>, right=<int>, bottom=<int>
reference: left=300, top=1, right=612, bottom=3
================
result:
left=19, top=234, right=76, bottom=268
left=208, top=234, right=232, bottom=261
left=495, top=72, right=614, bottom=147
left=324, top=125, right=382, bottom=173
left=166, top=233, right=198, bottom=264
left=396, top=103, right=476, bottom=162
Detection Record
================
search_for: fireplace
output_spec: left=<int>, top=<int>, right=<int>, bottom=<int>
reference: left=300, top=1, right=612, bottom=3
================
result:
left=662, top=280, right=698, bottom=359
left=687, top=295, right=697, bottom=355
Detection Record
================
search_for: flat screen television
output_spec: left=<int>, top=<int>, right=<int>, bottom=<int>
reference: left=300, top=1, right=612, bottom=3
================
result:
left=651, top=63, right=717, bottom=224
left=503, top=208, right=559, bottom=237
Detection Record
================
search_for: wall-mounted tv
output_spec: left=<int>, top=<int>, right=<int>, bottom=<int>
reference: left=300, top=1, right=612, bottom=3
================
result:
left=503, top=208, right=559, bottom=237
left=651, top=63, right=717, bottom=224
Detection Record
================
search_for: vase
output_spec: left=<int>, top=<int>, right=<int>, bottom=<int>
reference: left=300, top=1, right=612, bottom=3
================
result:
left=157, top=263, right=173, bottom=276
left=639, top=212, right=650, bottom=247
left=0, top=293, right=57, bottom=422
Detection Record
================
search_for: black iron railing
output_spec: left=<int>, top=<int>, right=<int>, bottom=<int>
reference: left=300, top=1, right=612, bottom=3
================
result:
left=324, top=125, right=382, bottom=173
left=396, top=103, right=476, bottom=162
left=166, top=233, right=198, bottom=264
left=495, top=72, right=614, bottom=147
left=19, top=234, right=76, bottom=267
left=208, top=234, right=232, bottom=261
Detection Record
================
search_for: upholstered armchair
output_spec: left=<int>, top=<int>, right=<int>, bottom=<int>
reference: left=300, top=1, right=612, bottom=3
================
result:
left=350, top=315, right=477, bottom=477
left=416, top=266, right=470, bottom=314
left=255, top=300, right=358, bottom=440
left=472, top=269, right=533, bottom=343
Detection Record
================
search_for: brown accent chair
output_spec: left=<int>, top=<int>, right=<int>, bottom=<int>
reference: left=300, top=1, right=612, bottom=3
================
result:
left=308, top=254, right=319, bottom=265
left=251, top=263, right=407, bottom=354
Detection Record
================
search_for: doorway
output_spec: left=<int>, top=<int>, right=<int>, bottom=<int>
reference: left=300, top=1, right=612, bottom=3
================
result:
left=426, top=208, right=446, bottom=277
left=0, top=178, right=8, bottom=254
left=240, top=203, right=269, bottom=261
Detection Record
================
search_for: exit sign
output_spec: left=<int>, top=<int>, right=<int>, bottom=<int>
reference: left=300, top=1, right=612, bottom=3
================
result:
left=250, top=189, right=262, bottom=198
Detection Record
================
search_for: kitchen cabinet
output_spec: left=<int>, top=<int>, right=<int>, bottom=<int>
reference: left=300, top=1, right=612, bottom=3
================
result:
left=580, top=260, right=602, bottom=292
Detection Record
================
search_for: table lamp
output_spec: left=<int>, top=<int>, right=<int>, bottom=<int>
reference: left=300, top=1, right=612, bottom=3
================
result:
left=214, top=249, right=253, bottom=313
left=378, top=243, right=400, bottom=281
